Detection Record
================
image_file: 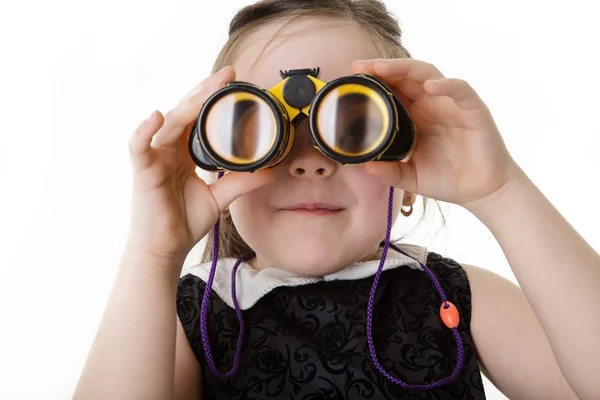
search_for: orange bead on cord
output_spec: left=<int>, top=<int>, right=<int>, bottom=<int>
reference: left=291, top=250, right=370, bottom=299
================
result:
left=440, top=301, right=460, bottom=329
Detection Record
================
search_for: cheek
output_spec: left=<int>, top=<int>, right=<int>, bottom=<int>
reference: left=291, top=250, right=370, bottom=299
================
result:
left=350, top=168, right=389, bottom=205
left=349, top=169, right=403, bottom=224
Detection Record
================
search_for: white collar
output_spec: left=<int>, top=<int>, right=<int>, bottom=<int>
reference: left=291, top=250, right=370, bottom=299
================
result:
left=182, top=243, right=428, bottom=310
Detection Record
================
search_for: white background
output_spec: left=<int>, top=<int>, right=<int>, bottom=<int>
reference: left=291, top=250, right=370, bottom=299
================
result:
left=1, top=0, right=599, bottom=398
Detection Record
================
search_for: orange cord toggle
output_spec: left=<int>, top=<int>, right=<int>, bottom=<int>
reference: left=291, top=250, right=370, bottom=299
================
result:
left=440, top=301, right=459, bottom=329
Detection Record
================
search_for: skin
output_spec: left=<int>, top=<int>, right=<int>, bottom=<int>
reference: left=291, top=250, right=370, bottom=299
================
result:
left=228, top=18, right=407, bottom=276
left=74, top=16, right=600, bottom=400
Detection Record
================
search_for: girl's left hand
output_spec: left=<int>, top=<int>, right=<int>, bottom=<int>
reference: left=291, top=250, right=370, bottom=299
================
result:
left=352, top=58, right=522, bottom=210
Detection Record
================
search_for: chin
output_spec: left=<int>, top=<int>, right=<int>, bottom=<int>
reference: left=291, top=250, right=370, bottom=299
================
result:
left=265, top=235, right=368, bottom=277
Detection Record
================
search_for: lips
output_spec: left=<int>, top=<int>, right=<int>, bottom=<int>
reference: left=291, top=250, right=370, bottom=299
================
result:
left=282, top=202, right=344, bottom=215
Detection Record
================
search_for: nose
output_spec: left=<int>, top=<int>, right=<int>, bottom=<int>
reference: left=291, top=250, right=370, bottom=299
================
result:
left=287, top=125, right=337, bottom=178
left=289, top=152, right=335, bottom=177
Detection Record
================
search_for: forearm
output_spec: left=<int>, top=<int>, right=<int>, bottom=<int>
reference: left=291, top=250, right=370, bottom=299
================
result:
left=74, top=250, right=184, bottom=400
left=467, top=167, right=600, bottom=399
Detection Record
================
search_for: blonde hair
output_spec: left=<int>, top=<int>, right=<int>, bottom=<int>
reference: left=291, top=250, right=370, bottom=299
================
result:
left=201, top=0, right=438, bottom=263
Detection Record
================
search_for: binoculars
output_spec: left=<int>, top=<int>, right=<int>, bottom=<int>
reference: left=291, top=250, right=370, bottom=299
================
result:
left=188, top=67, right=415, bottom=172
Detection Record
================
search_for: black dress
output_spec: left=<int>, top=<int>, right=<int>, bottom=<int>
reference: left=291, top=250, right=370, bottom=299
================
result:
left=176, top=244, right=487, bottom=399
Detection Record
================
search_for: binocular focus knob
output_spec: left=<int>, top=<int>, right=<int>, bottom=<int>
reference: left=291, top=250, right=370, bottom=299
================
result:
left=282, top=75, right=316, bottom=109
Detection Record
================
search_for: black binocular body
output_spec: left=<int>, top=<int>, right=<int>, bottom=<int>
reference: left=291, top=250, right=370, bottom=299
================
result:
left=189, top=67, right=415, bottom=172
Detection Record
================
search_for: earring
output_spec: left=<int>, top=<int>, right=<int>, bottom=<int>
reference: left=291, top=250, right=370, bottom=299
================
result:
left=401, top=192, right=414, bottom=217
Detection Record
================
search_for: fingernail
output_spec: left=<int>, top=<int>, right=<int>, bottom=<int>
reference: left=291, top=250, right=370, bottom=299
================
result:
left=146, top=110, right=157, bottom=121
left=216, top=66, right=229, bottom=76
left=259, top=168, right=275, bottom=182
left=356, top=58, right=385, bottom=63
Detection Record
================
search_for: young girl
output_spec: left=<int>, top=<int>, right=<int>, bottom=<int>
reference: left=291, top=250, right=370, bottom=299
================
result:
left=74, top=0, right=600, bottom=399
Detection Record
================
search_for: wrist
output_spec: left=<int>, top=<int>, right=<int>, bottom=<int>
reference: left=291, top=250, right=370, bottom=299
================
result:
left=124, top=233, right=191, bottom=264
left=120, top=242, right=188, bottom=280
left=463, top=164, right=534, bottom=225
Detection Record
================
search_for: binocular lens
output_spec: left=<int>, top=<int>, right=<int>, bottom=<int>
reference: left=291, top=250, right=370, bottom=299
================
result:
left=314, top=84, right=390, bottom=157
left=204, top=91, right=278, bottom=165
left=191, top=71, right=411, bottom=172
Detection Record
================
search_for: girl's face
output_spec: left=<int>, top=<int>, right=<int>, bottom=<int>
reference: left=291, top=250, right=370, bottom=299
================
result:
left=229, top=17, right=404, bottom=276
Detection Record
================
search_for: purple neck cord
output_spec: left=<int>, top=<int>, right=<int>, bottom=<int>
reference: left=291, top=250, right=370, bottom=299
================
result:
left=200, top=175, right=464, bottom=389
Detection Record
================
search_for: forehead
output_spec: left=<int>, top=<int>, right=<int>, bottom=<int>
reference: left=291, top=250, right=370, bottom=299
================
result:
left=231, top=17, right=380, bottom=89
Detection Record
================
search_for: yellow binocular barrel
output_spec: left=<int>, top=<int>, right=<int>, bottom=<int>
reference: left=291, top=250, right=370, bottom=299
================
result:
left=189, top=67, right=415, bottom=172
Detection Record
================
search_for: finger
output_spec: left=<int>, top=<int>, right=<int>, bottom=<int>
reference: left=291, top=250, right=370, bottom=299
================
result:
left=353, top=58, right=445, bottom=100
left=352, top=60, right=413, bottom=107
left=353, top=58, right=445, bottom=83
left=128, top=110, right=164, bottom=168
left=208, top=169, right=274, bottom=213
left=373, top=58, right=445, bottom=83
left=179, top=66, right=229, bottom=104
left=423, top=78, right=486, bottom=111
left=152, top=66, right=236, bottom=148
left=364, top=160, right=417, bottom=193
left=352, top=59, right=377, bottom=75
left=182, top=169, right=272, bottom=243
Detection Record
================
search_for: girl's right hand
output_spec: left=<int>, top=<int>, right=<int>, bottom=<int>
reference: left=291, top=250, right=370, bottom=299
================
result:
left=125, top=66, right=273, bottom=263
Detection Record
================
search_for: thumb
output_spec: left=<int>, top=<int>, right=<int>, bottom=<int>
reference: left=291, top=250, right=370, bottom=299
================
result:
left=364, top=161, right=416, bottom=192
left=208, top=169, right=274, bottom=212
left=186, top=169, right=274, bottom=243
